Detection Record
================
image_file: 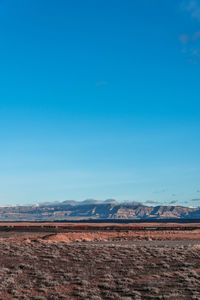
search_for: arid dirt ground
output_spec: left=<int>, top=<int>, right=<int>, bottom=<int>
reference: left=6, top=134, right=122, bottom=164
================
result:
left=0, top=224, right=199, bottom=300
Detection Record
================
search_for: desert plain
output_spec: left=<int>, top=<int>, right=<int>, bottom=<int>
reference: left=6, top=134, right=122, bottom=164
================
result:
left=0, top=223, right=199, bottom=300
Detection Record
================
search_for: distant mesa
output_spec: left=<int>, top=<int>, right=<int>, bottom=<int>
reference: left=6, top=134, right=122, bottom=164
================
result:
left=0, top=199, right=199, bottom=221
left=103, top=199, right=118, bottom=204
left=81, top=199, right=102, bottom=205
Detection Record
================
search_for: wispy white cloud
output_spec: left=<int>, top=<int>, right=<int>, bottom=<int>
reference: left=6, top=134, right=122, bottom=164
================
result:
left=179, top=34, right=190, bottom=44
left=183, top=47, right=200, bottom=64
left=180, top=1, right=200, bottom=62
left=179, top=32, right=200, bottom=63
left=181, top=0, right=200, bottom=21
left=179, top=32, right=200, bottom=44
left=169, top=200, right=177, bottom=204
left=145, top=200, right=159, bottom=205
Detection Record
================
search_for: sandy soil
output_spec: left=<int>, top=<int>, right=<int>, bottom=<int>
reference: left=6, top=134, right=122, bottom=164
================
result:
left=0, top=225, right=200, bottom=243
left=37, top=229, right=200, bottom=243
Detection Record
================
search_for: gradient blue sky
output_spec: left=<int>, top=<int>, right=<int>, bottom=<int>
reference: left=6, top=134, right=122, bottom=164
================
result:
left=0, top=0, right=200, bottom=206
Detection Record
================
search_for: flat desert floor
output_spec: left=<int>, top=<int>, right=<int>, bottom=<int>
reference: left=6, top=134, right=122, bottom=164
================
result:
left=0, top=225, right=199, bottom=300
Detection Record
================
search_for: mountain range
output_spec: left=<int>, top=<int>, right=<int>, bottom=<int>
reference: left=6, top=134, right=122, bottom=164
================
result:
left=0, top=199, right=199, bottom=221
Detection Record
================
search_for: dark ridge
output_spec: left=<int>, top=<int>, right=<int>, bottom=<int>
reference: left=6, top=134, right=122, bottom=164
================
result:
left=0, top=218, right=200, bottom=223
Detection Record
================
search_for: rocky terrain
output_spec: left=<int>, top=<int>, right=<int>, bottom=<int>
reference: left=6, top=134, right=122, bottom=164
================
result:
left=0, top=200, right=199, bottom=221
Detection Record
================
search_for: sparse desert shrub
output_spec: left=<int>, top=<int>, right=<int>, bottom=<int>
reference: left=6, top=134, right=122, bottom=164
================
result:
left=119, top=297, right=133, bottom=300
left=0, top=238, right=199, bottom=299
left=88, top=296, right=102, bottom=300
left=72, top=290, right=89, bottom=298
left=30, top=297, right=47, bottom=300
left=98, top=282, right=113, bottom=290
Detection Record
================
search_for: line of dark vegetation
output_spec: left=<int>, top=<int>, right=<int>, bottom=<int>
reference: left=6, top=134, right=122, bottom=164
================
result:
left=0, top=218, right=200, bottom=223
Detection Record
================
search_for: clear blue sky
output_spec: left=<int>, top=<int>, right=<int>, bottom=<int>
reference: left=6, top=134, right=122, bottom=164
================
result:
left=0, top=0, right=200, bottom=206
